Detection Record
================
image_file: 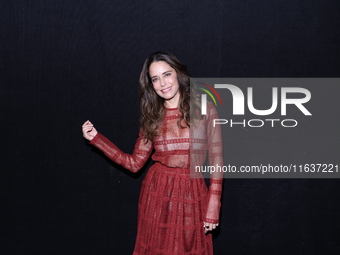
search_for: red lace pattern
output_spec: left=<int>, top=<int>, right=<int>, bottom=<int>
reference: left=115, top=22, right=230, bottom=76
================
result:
left=90, top=102, right=223, bottom=254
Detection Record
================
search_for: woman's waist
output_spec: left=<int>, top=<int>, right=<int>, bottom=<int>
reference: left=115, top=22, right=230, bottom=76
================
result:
left=151, top=162, right=203, bottom=178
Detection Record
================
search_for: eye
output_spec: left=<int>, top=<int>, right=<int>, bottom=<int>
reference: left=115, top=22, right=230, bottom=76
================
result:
left=152, top=77, right=158, bottom=83
left=164, top=72, right=171, bottom=77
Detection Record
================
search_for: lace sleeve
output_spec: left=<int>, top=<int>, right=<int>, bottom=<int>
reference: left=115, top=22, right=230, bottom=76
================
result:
left=89, top=129, right=153, bottom=173
left=204, top=102, right=224, bottom=224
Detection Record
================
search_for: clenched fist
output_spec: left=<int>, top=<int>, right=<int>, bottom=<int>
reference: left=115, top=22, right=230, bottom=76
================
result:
left=82, top=120, right=98, bottom=141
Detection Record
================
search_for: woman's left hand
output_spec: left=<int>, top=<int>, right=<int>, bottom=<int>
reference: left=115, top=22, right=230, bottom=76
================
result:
left=203, top=222, right=219, bottom=234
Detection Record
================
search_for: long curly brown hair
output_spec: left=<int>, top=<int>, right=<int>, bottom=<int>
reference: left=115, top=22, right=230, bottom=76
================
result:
left=139, top=51, right=191, bottom=141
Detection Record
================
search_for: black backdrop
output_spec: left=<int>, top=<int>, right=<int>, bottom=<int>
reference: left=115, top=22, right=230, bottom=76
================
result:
left=1, top=0, right=340, bottom=254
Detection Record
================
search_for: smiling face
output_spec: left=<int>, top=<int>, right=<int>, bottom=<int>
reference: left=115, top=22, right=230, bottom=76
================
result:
left=149, top=61, right=180, bottom=109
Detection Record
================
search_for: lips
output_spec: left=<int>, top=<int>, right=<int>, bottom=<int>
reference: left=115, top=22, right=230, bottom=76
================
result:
left=161, top=87, right=172, bottom=93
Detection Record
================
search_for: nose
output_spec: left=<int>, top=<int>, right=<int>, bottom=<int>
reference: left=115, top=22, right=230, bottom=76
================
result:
left=159, top=77, right=166, bottom=87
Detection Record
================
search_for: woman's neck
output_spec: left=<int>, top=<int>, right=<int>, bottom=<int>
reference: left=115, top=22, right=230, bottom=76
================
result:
left=164, top=93, right=180, bottom=108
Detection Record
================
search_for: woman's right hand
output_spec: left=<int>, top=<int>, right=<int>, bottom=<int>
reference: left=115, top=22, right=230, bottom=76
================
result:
left=82, top=120, right=98, bottom=141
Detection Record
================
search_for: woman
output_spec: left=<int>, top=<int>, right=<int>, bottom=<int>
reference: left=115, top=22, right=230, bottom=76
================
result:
left=82, top=51, right=223, bottom=254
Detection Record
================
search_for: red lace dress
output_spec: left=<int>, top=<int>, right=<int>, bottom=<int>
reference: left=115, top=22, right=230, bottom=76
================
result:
left=89, top=103, right=223, bottom=255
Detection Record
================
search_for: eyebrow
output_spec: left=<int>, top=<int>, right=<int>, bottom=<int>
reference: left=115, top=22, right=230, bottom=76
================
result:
left=150, top=70, right=172, bottom=79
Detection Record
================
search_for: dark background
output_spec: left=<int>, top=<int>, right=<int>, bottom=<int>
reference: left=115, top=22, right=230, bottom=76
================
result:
left=1, top=0, right=339, bottom=254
